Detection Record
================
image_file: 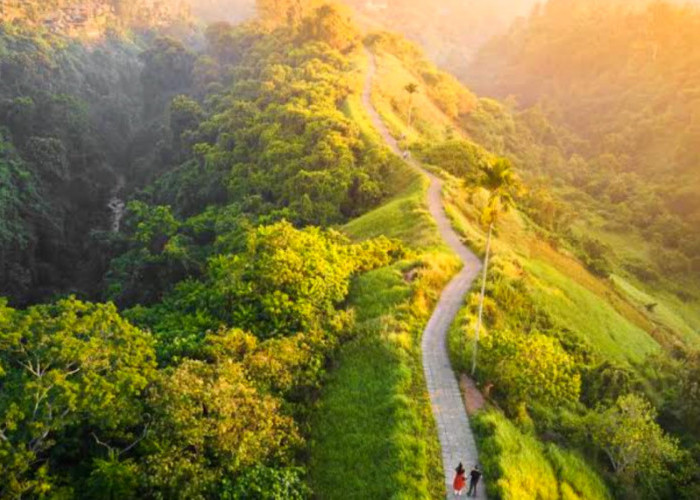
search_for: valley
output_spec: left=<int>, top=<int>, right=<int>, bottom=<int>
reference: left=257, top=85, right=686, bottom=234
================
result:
left=0, top=1, right=698, bottom=499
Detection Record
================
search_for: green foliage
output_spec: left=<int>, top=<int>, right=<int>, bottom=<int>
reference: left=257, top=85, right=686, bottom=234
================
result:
left=588, top=394, right=681, bottom=493
left=136, top=20, right=399, bottom=232
left=467, top=0, right=700, bottom=284
left=222, top=465, right=310, bottom=499
left=480, top=157, right=517, bottom=225
left=0, top=133, right=42, bottom=255
left=479, top=329, right=581, bottom=411
left=86, top=454, right=140, bottom=500
left=205, top=221, right=357, bottom=337
left=140, top=37, right=195, bottom=116
left=298, top=4, right=359, bottom=53
left=169, top=94, right=204, bottom=155
left=580, top=361, right=642, bottom=408
left=521, top=186, right=575, bottom=234
left=255, top=0, right=323, bottom=29
left=125, top=221, right=401, bottom=361
left=0, top=16, right=409, bottom=490
left=107, top=202, right=197, bottom=307
left=0, top=25, right=147, bottom=304
left=677, top=352, right=700, bottom=436
left=0, top=297, right=156, bottom=497
left=473, top=410, right=612, bottom=500
left=142, top=358, right=301, bottom=497
left=571, top=235, right=613, bottom=278
left=415, top=139, right=490, bottom=181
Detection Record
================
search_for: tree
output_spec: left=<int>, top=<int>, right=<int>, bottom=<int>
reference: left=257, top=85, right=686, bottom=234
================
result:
left=299, top=4, right=359, bottom=52
left=679, top=352, right=700, bottom=435
left=203, top=221, right=357, bottom=338
left=139, top=37, right=195, bottom=117
left=256, top=0, right=321, bottom=28
left=419, top=139, right=489, bottom=181
left=472, top=157, right=517, bottom=375
left=479, top=329, right=581, bottom=411
left=404, top=82, right=418, bottom=128
left=142, top=359, right=301, bottom=498
left=169, top=95, right=204, bottom=156
left=0, top=298, right=156, bottom=497
left=589, top=394, right=680, bottom=486
left=221, top=465, right=310, bottom=499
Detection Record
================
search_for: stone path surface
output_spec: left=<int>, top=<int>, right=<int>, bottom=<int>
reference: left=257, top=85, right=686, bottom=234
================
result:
left=362, top=51, right=487, bottom=499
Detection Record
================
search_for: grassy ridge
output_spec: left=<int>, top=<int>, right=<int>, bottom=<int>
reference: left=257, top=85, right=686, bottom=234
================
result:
left=364, top=43, right=630, bottom=497
left=344, top=169, right=439, bottom=248
left=310, top=265, right=434, bottom=498
left=343, top=33, right=699, bottom=500
left=310, top=59, right=458, bottom=495
left=309, top=165, right=460, bottom=497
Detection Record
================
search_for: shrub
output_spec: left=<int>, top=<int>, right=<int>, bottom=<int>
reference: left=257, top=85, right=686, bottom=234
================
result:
left=479, top=329, right=581, bottom=412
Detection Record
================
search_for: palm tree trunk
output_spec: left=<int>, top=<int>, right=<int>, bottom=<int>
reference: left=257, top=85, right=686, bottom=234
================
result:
left=471, top=222, right=493, bottom=376
left=407, top=95, right=413, bottom=127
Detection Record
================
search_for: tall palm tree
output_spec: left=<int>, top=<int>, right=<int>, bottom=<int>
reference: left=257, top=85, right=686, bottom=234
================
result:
left=404, top=83, right=418, bottom=127
left=472, top=157, right=517, bottom=375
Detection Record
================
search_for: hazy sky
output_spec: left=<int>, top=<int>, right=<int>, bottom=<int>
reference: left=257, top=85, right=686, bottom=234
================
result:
left=182, top=0, right=700, bottom=25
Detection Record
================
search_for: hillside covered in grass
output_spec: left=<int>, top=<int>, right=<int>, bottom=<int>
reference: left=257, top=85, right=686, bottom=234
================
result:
left=1, top=0, right=698, bottom=498
left=365, top=20, right=699, bottom=498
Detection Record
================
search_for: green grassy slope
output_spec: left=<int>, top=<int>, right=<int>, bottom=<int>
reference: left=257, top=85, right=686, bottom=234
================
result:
left=525, top=259, right=659, bottom=364
left=314, top=30, right=697, bottom=499
left=473, top=410, right=612, bottom=500
left=360, top=37, right=676, bottom=498
left=309, top=53, right=459, bottom=497
left=310, top=162, right=460, bottom=497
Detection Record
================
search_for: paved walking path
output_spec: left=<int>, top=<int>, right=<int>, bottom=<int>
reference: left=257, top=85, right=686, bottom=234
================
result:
left=362, top=51, right=487, bottom=499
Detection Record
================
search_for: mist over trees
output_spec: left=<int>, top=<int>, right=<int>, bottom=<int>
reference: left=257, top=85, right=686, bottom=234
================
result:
left=466, top=0, right=700, bottom=284
left=0, top=1, right=699, bottom=498
left=0, top=3, right=410, bottom=495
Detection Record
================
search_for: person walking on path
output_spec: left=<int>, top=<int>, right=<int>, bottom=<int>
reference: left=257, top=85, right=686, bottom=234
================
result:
left=453, top=462, right=466, bottom=496
left=467, top=465, right=482, bottom=497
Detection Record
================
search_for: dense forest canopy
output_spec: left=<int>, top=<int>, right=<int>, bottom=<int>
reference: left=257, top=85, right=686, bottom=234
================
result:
left=463, top=0, right=700, bottom=286
left=0, top=0, right=699, bottom=498
left=0, top=24, right=144, bottom=304
left=0, top=2, right=409, bottom=496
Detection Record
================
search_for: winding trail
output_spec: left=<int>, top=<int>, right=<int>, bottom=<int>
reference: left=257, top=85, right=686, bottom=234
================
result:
left=363, top=52, right=487, bottom=499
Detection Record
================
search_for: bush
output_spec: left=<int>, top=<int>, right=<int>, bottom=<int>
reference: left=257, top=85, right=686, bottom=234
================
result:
left=417, top=139, right=490, bottom=181
left=478, top=329, right=581, bottom=412
left=222, top=466, right=310, bottom=500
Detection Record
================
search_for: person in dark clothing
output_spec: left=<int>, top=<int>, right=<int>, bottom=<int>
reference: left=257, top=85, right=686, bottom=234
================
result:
left=467, top=465, right=482, bottom=497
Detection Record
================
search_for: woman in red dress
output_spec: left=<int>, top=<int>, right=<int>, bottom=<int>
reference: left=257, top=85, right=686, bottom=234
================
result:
left=453, top=462, right=466, bottom=496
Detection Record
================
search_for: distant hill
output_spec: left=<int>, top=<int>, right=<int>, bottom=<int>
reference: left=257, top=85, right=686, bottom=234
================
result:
left=341, top=0, right=538, bottom=74
left=468, top=0, right=700, bottom=247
